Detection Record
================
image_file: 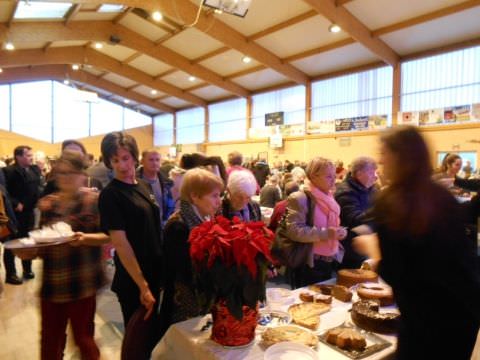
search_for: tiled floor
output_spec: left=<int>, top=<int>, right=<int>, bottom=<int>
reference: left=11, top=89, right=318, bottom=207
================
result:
left=0, top=257, right=123, bottom=360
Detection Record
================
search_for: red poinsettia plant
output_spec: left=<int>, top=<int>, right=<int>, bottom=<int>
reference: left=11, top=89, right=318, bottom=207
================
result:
left=189, top=215, right=274, bottom=320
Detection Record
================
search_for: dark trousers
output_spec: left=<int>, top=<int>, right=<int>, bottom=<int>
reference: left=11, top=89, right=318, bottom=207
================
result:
left=293, top=258, right=337, bottom=289
left=117, top=291, right=141, bottom=327
left=41, top=296, right=100, bottom=360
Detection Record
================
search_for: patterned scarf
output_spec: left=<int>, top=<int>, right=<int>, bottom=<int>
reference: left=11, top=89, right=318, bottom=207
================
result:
left=179, top=199, right=205, bottom=230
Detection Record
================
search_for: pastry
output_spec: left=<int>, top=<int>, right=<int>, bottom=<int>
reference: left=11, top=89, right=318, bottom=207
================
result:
left=262, top=325, right=318, bottom=347
left=309, top=284, right=333, bottom=295
left=326, top=327, right=367, bottom=351
left=357, top=283, right=395, bottom=306
left=288, top=302, right=331, bottom=330
left=332, top=285, right=353, bottom=302
left=337, top=269, right=378, bottom=288
left=299, top=292, right=332, bottom=304
left=351, top=300, right=400, bottom=334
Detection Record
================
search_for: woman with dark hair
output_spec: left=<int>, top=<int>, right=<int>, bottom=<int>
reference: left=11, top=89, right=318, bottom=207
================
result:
left=179, top=153, right=227, bottom=184
left=354, top=126, right=480, bottom=360
left=98, top=132, right=163, bottom=330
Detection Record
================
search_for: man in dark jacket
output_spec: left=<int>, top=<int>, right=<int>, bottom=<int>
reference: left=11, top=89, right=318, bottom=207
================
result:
left=3, top=145, right=41, bottom=283
left=335, top=157, right=377, bottom=269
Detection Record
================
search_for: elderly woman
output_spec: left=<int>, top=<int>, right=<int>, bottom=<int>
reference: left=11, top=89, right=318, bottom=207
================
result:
left=161, top=168, right=224, bottom=332
left=221, top=170, right=261, bottom=222
left=278, top=157, right=347, bottom=288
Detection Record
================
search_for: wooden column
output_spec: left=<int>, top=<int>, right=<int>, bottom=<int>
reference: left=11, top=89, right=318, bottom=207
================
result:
left=392, top=64, right=401, bottom=126
left=246, top=96, right=252, bottom=139
left=305, top=81, right=312, bottom=129
left=204, top=106, right=209, bottom=144
left=173, top=112, right=177, bottom=145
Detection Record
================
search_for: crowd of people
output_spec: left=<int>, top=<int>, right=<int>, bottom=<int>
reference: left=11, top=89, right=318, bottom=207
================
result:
left=0, top=125, right=479, bottom=359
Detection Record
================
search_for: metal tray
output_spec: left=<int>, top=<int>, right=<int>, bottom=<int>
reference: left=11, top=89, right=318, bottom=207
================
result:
left=318, top=325, right=392, bottom=359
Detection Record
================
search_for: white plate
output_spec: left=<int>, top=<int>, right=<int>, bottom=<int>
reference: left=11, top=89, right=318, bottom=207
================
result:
left=264, top=341, right=318, bottom=360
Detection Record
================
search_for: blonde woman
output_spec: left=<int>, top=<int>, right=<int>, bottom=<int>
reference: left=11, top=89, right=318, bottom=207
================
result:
left=280, top=157, right=347, bottom=288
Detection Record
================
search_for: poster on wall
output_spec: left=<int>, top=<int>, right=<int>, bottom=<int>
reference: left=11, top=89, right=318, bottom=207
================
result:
left=398, top=111, right=419, bottom=126
left=443, top=107, right=455, bottom=123
left=335, top=118, right=353, bottom=132
left=471, top=103, right=480, bottom=121
left=352, top=116, right=369, bottom=131
left=265, top=111, right=284, bottom=126
left=418, top=111, right=430, bottom=125
left=368, top=115, right=388, bottom=129
left=428, top=108, right=444, bottom=124
left=279, top=123, right=305, bottom=136
left=307, top=120, right=335, bottom=134
left=452, top=105, right=471, bottom=122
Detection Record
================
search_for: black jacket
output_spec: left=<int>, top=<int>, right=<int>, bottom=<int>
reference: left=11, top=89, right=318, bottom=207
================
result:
left=3, top=164, right=41, bottom=213
left=334, top=174, right=376, bottom=268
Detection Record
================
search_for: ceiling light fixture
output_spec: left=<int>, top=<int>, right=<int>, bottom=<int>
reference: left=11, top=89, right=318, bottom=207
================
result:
left=0, top=68, right=3, bottom=74
left=188, top=75, right=196, bottom=82
left=151, top=89, right=158, bottom=95
left=94, top=42, right=103, bottom=49
left=152, top=11, right=163, bottom=22
left=124, top=99, right=130, bottom=104
left=328, top=24, right=341, bottom=33
left=203, top=0, right=252, bottom=18
left=214, top=9, right=223, bottom=14
left=5, top=42, right=15, bottom=51
left=71, top=64, right=80, bottom=70
left=242, top=55, right=251, bottom=64
left=63, top=79, right=70, bottom=85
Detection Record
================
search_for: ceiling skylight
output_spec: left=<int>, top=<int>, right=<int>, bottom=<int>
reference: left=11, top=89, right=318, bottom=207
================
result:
left=14, top=1, right=72, bottom=20
left=98, top=4, right=125, bottom=13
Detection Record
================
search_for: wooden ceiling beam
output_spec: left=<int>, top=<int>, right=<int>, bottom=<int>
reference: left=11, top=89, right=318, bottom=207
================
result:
left=0, top=21, right=249, bottom=97
left=64, top=4, right=82, bottom=26
left=121, top=52, right=143, bottom=64
left=336, top=0, right=355, bottom=6
left=43, top=41, right=54, bottom=52
left=303, top=0, right=399, bottom=66
left=0, top=46, right=207, bottom=107
left=70, top=0, right=307, bottom=84
left=113, top=7, right=133, bottom=24
left=284, top=38, right=356, bottom=62
left=372, top=0, right=480, bottom=37
left=0, top=64, right=173, bottom=113
left=7, top=0, right=19, bottom=28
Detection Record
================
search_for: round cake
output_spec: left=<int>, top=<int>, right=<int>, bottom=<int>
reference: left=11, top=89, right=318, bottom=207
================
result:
left=357, top=283, right=395, bottom=306
left=336, top=269, right=378, bottom=288
left=351, top=300, right=399, bottom=334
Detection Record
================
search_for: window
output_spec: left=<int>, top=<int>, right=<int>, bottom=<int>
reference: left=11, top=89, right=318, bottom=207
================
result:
left=11, top=81, right=53, bottom=142
left=176, top=107, right=205, bottom=144
left=251, top=85, right=306, bottom=128
left=209, top=98, right=247, bottom=142
left=90, top=98, right=123, bottom=136
left=311, top=67, right=393, bottom=123
left=0, top=85, right=9, bottom=131
left=154, top=113, right=174, bottom=146
left=401, top=46, right=480, bottom=111
left=124, top=108, right=151, bottom=130
left=14, top=1, right=71, bottom=19
left=53, top=82, right=90, bottom=143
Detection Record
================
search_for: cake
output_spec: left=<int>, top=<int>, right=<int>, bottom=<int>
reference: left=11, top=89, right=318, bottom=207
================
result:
left=288, top=302, right=331, bottom=330
left=299, top=292, right=332, bottom=304
left=357, top=283, right=395, bottom=306
left=309, top=284, right=333, bottom=295
left=326, top=327, right=367, bottom=351
left=331, top=285, right=353, bottom=302
left=262, top=325, right=318, bottom=347
left=351, top=300, right=400, bottom=334
left=337, top=269, right=378, bottom=288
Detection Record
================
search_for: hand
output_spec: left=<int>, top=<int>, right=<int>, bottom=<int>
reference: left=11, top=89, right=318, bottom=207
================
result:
left=69, top=232, right=85, bottom=247
left=336, top=226, right=348, bottom=241
left=140, top=286, right=156, bottom=320
left=353, top=233, right=382, bottom=261
left=15, top=203, right=24, bottom=212
left=437, top=177, right=454, bottom=188
left=13, top=248, right=38, bottom=260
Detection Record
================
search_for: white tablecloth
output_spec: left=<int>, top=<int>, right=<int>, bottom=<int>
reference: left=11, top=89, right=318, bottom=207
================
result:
left=152, top=284, right=398, bottom=360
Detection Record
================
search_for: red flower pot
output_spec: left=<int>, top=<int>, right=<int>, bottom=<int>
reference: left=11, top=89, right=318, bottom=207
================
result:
left=210, top=299, right=258, bottom=347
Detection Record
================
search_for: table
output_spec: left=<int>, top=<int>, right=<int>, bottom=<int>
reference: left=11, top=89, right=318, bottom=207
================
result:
left=152, top=283, right=398, bottom=360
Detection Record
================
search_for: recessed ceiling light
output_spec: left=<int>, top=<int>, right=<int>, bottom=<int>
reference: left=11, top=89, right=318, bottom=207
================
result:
left=214, top=9, right=223, bottom=14
left=188, top=75, right=196, bottom=82
left=242, top=56, right=251, bottom=64
left=63, top=79, right=70, bottom=85
left=0, top=68, right=3, bottom=74
left=94, top=42, right=103, bottom=49
left=151, top=89, right=158, bottom=95
left=152, top=11, right=163, bottom=22
left=124, top=99, right=130, bottom=104
left=5, top=42, right=15, bottom=51
left=328, top=24, right=341, bottom=33
left=72, top=64, right=80, bottom=70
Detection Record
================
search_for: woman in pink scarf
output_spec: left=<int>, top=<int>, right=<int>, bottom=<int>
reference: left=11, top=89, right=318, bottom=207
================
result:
left=280, top=157, right=347, bottom=287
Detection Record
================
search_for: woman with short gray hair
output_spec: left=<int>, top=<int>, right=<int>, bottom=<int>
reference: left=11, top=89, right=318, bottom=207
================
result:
left=221, top=170, right=261, bottom=222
